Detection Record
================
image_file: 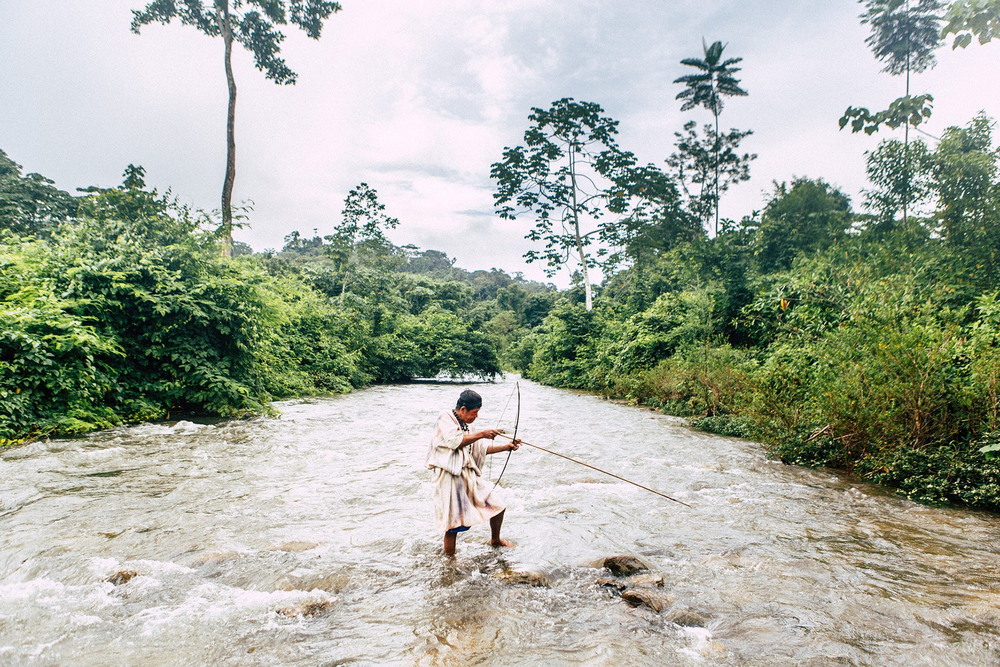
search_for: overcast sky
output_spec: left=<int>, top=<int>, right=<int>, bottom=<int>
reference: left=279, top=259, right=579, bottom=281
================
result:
left=2, top=1, right=998, bottom=285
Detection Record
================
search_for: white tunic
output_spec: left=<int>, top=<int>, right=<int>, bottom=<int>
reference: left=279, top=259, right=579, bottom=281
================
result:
left=425, top=410, right=506, bottom=533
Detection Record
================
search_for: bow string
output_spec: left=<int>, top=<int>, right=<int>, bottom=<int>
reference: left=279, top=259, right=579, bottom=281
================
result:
left=488, top=381, right=519, bottom=498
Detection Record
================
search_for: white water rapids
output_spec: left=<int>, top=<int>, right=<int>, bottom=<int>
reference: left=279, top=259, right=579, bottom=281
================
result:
left=1, top=376, right=998, bottom=665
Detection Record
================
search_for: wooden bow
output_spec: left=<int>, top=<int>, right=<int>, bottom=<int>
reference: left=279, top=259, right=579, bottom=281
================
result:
left=487, top=381, right=519, bottom=498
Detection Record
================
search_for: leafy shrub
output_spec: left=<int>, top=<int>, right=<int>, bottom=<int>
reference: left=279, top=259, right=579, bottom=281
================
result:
left=857, top=443, right=1000, bottom=510
left=525, top=303, right=600, bottom=388
left=251, top=269, right=366, bottom=396
left=598, top=287, right=720, bottom=375
left=689, top=414, right=755, bottom=439
left=620, top=344, right=755, bottom=417
left=0, top=241, right=122, bottom=438
left=56, top=189, right=275, bottom=418
left=363, top=307, right=501, bottom=382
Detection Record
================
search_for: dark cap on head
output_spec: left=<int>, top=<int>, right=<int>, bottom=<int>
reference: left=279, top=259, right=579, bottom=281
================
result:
left=456, top=389, right=483, bottom=410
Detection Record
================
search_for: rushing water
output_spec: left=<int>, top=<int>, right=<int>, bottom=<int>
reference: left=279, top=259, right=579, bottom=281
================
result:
left=1, top=376, right=999, bottom=666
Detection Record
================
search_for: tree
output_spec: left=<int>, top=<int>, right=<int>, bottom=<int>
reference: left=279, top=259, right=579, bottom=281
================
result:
left=863, top=138, right=935, bottom=229
left=931, top=113, right=1000, bottom=280
left=862, top=0, right=943, bottom=77
left=326, top=182, right=400, bottom=303
left=752, top=178, right=853, bottom=272
left=131, top=0, right=342, bottom=255
left=597, top=160, right=698, bottom=269
left=491, top=98, right=657, bottom=311
left=666, top=121, right=755, bottom=229
left=840, top=0, right=943, bottom=228
left=404, top=249, right=455, bottom=276
left=0, top=149, right=78, bottom=238
left=673, top=39, right=750, bottom=235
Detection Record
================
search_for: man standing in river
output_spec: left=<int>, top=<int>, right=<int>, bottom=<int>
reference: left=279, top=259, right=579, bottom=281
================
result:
left=426, top=389, right=520, bottom=556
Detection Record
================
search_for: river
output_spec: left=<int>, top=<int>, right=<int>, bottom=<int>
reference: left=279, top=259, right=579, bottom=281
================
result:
left=1, top=376, right=998, bottom=665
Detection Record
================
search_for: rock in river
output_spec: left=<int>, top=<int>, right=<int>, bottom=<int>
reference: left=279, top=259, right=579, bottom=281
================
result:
left=620, top=589, right=676, bottom=613
left=596, top=573, right=664, bottom=591
left=602, top=555, right=650, bottom=576
left=107, top=570, right=138, bottom=586
left=494, top=569, right=550, bottom=587
left=665, top=607, right=710, bottom=627
left=276, top=599, right=334, bottom=617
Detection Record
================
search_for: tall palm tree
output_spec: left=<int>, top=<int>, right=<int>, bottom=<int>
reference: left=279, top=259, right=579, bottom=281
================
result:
left=674, top=39, right=748, bottom=235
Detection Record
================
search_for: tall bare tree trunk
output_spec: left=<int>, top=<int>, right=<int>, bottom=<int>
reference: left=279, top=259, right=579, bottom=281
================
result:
left=902, top=38, right=911, bottom=233
left=220, top=0, right=237, bottom=257
left=713, top=109, right=720, bottom=236
left=568, top=143, right=593, bottom=311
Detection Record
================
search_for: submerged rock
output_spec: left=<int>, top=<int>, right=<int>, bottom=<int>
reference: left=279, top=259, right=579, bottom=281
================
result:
left=597, top=573, right=663, bottom=591
left=273, top=541, right=320, bottom=552
left=276, top=599, right=334, bottom=617
left=625, top=573, right=664, bottom=587
left=602, top=555, right=650, bottom=576
left=620, top=589, right=675, bottom=613
left=596, top=577, right=627, bottom=591
left=191, top=551, right=238, bottom=566
left=495, top=569, right=550, bottom=587
left=665, top=607, right=710, bottom=627
left=107, top=570, right=138, bottom=586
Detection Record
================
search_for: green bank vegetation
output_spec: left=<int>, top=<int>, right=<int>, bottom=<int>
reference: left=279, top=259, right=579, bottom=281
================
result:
left=0, top=156, right=555, bottom=446
left=497, top=107, right=1000, bottom=510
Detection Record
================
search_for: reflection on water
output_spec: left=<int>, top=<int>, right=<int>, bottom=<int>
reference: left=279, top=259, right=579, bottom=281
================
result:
left=1, top=376, right=999, bottom=665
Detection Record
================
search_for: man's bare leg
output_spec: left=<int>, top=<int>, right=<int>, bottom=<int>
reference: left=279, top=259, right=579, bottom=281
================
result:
left=444, top=531, right=458, bottom=556
left=489, top=510, right=513, bottom=547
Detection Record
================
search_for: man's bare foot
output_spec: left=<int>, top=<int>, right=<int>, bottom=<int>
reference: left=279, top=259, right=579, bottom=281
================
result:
left=489, top=538, right=515, bottom=548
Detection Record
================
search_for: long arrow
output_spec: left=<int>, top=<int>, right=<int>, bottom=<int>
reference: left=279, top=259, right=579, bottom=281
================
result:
left=495, top=433, right=691, bottom=507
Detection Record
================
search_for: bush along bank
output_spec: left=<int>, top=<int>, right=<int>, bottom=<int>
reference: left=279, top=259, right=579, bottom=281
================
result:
left=509, top=225, right=1000, bottom=512
left=1, top=165, right=563, bottom=445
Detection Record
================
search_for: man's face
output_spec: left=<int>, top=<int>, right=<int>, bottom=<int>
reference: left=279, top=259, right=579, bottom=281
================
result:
left=456, top=407, right=480, bottom=424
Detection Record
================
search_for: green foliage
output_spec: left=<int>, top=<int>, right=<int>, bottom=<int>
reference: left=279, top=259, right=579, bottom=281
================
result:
left=0, top=241, right=122, bottom=438
left=131, top=0, right=342, bottom=85
left=809, top=310, right=968, bottom=452
left=672, top=39, right=751, bottom=234
left=688, top=414, right=755, bottom=439
left=57, top=186, right=278, bottom=418
left=863, top=138, right=935, bottom=228
left=977, top=431, right=1000, bottom=457
left=666, top=121, right=755, bottom=226
left=930, top=114, right=1000, bottom=284
left=839, top=94, right=935, bottom=135
left=751, top=178, right=852, bottom=272
left=491, top=97, right=683, bottom=310
left=673, top=39, right=748, bottom=117
left=860, top=0, right=944, bottom=76
left=941, top=0, right=1000, bottom=48
left=326, top=183, right=401, bottom=302
left=964, top=292, right=1000, bottom=432
left=857, top=442, right=1000, bottom=510
left=523, top=302, right=600, bottom=387
left=0, top=149, right=78, bottom=238
left=614, top=344, right=755, bottom=417
left=0, top=148, right=550, bottom=445
left=404, top=248, right=456, bottom=276
left=363, top=308, right=500, bottom=383
left=3, top=164, right=410, bottom=441
left=597, top=287, right=721, bottom=376
left=249, top=269, right=366, bottom=396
